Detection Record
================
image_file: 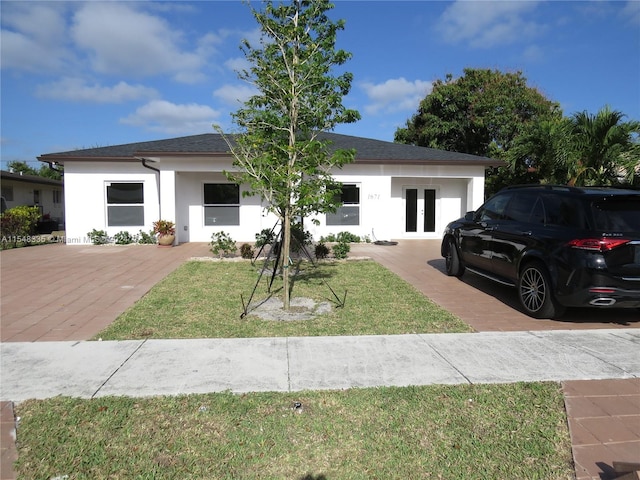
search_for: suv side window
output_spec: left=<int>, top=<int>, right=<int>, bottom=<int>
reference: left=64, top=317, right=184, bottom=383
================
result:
left=477, top=193, right=513, bottom=222
left=542, top=194, right=586, bottom=228
left=504, top=193, right=540, bottom=223
left=529, top=197, right=545, bottom=224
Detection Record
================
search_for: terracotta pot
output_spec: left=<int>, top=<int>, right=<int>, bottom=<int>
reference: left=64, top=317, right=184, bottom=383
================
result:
left=157, top=234, right=175, bottom=247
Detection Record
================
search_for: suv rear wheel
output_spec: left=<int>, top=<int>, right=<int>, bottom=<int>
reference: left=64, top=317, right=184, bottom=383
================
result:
left=518, top=261, right=565, bottom=319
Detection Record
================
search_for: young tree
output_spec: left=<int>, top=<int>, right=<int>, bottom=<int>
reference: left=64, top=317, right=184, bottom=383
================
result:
left=219, top=0, right=360, bottom=309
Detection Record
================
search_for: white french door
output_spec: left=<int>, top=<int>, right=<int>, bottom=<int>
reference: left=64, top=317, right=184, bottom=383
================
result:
left=404, top=187, right=437, bottom=235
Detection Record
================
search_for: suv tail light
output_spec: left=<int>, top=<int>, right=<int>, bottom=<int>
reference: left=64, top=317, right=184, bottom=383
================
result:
left=567, top=238, right=630, bottom=252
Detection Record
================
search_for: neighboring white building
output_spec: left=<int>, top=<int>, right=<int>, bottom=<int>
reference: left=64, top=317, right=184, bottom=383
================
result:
left=38, top=133, right=502, bottom=245
left=0, top=170, right=65, bottom=230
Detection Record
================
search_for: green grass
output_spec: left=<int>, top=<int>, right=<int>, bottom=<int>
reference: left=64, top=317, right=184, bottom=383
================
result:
left=15, top=383, right=573, bottom=479
left=96, top=259, right=472, bottom=340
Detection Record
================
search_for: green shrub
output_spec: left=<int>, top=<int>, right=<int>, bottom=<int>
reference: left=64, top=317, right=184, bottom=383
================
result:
left=290, top=222, right=312, bottom=253
left=0, top=206, right=41, bottom=247
left=88, top=229, right=110, bottom=245
left=114, top=231, right=135, bottom=245
left=240, top=243, right=255, bottom=259
left=332, top=241, right=350, bottom=259
left=336, top=231, right=361, bottom=243
left=320, top=231, right=362, bottom=243
left=255, top=223, right=311, bottom=253
left=314, top=242, right=329, bottom=259
left=320, top=233, right=336, bottom=242
left=210, top=231, right=237, bottom=257
left=138, top=230, right=157, bottom=244
left=255, top=228, right=276, bottom=248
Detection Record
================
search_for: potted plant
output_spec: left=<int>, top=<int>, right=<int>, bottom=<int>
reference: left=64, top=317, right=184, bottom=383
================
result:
left=153, top=220, right=176, bottom=247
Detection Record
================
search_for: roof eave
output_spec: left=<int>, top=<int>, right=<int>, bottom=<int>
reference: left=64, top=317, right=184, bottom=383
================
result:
left=354, top=158, right=506, bottom=167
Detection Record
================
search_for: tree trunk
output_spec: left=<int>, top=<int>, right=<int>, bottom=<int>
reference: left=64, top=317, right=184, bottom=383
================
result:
left=282, top=210, right=291, bottom=310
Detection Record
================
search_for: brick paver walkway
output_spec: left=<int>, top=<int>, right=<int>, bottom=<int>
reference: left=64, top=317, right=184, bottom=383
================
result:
left=1, top=240, right=638, bottom=479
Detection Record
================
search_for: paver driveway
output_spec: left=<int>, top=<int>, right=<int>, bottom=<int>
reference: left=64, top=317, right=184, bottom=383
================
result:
left=1, top=240, right=638, bottom=342
left=0, top=242, right=211, bottom=342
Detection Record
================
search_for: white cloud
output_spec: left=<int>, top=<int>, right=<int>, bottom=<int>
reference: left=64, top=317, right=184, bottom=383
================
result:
left=120, top=100, right=221, bottom=135
left=70, top=3, right=207, bottom=83
left=436, top=1, right=544, bottom=48
left=621, top=0, right=640, bottom=25
left=361, top=78, right=432, bottom=115
left=521, top=44, right=544, bottom=62
left=0, top=3, right=72, bottom=72
left=36, top=78, right=158, bottom=103
left=224, top=57, right=252, bottom=74
left=213, top=84, right=258, bottom=105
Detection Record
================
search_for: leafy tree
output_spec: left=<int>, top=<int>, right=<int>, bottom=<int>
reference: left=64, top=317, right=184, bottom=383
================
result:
left=395, top=68, right=561, bottom=160
left=0, top=205, right=41, bottom=247
left=566, top=106, right=639, bottom=187
left=218, top=0, right=360, bottom=309
left=492, top=117, right=573, bottom=192
left=7, top=161, right=38, bottom=176
left=7, top=160, right=63, bottom=181
left=38, top=164, right=64, bottom=181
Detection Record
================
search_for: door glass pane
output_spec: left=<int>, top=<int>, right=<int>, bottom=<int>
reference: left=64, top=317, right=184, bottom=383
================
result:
left=423, top=189, right=436, bottom=232
left=406, top=189, right=417, bottom=232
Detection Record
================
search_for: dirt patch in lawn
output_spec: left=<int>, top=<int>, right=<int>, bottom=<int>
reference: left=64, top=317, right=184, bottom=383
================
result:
left=247, top=297, right=332, bottom=321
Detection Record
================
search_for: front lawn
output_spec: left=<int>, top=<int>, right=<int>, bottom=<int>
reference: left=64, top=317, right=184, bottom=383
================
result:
left=14, top=382, right=573, bottom=479
left=96, top=259, right=472, bottom=340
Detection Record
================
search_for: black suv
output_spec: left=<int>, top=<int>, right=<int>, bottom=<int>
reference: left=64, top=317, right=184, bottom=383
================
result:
left=441, top=185, right=640, bottom=319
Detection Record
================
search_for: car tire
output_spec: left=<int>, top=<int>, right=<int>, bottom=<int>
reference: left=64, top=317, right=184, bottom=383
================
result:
left=518, top=261, right=565, bottom=319
left=445, top=238, right=465, bottom=277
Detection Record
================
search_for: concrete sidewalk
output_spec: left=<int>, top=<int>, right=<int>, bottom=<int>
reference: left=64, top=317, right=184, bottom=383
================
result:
left=2, top=329, right=638, bottom=402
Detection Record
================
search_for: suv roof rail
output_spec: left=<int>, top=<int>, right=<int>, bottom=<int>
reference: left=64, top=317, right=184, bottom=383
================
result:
left=501, top=184, right=585, bottom=193
left=501, top=184, right=640, bottom=194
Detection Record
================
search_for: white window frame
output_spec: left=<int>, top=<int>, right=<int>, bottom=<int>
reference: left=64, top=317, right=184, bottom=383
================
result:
left=203, top=183, right=240, bottom=226
left=105, top=181, right=144, bottom=227
left=326, top=183, right=360, bottom=226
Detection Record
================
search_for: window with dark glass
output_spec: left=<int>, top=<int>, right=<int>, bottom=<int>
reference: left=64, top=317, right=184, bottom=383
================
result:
left=478, top=193, right=512, bottom=222
left=542, top=194, right=586, bottom=228
left=106, top=182, right=144, bottom=226
left=326, top=184, right=360, bottom=226
left=204, top=183, right=240, bottom=226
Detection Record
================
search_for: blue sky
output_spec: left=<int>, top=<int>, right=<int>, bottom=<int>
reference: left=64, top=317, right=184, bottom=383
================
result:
left=1, top=0, right=639, bottom=171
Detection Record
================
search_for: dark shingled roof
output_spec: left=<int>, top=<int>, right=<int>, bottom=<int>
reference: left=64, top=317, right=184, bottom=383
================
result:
left=38, top=132, right=504, bottom=166
left=1, top=170, right=63, bottom=187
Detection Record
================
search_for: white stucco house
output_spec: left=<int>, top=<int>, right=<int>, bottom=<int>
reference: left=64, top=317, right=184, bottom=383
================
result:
left=38, top=132, right=502, bottom=245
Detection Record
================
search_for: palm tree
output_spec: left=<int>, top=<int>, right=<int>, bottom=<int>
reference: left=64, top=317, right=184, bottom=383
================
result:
left=567, top=106, right=639, bottom=186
